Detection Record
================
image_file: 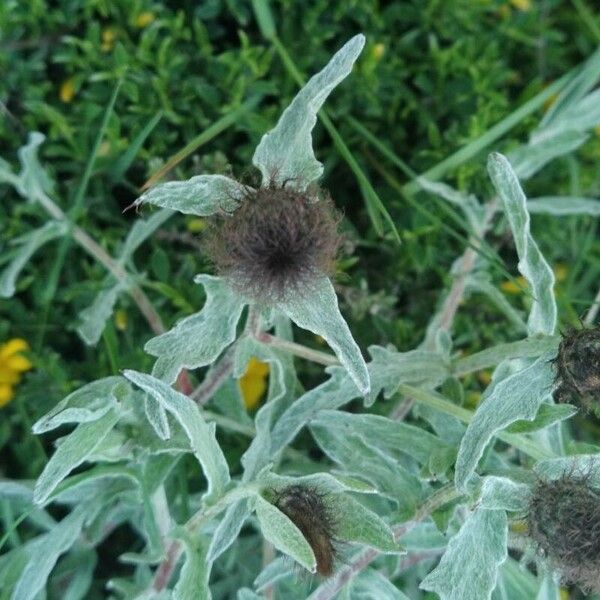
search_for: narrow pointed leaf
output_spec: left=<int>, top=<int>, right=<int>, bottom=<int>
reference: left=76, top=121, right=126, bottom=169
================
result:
left=277, top=276, right=369, bottom=394
left=487, top=153, right=556, bottom=336
left=253, top=34, right=365, bottom=189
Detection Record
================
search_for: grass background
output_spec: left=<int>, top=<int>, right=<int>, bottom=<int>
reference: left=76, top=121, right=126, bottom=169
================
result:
left=0, top=0, right=599, bottom=594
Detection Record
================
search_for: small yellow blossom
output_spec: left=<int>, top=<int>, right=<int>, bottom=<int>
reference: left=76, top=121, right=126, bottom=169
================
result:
left=372, top=43, right=385, bottom=60
left=553, top=263, right=568, bottom=283
left=101, top=27, right=117, bottom=52
left=0, top=338, right=33, bottom=408
left=115, top=309, right=128, bottom=331
left=187, top=218, right=207, bottom=233
left=510, top=0, right=532, bottom=10
left=500, top=276, right=527, bottom=295
left=59, top=78, right=76, bottom=103
left=135, top=12, right=155, bottom=28
left=477, top=370, right=492, bottom=386
left=239, top=357, right=269, bottom=410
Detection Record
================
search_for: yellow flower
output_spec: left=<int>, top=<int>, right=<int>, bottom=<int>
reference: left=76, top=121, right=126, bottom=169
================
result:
left=135, top=12, right=155, bottom=28
left=187, top=218, right=207, bottom=233
left=101, top=27, right=117, bottom=52
left=0, top=338, right=33, bottom=408
left=510, top=0, right=532, bottom=10
left=372, top=43, right=385, bottom=60
left=239, top=357, right=269, bottom=410
left=114, top=309, right=128, bottom=331
left=59, top=78, right=76, bottom=103
left=500, top=276, right=527, bottom=295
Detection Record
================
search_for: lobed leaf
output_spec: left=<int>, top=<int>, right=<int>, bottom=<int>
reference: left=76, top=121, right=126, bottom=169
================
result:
left=145, top=275, right=245, bottom=384
left=252, top=34, right=365, bottom=190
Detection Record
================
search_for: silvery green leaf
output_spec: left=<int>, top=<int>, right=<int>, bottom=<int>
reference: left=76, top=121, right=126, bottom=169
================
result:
left=254, top=557, right=294, bottom=592
left=277, top=276, right=369, bottom=394
left=454, top=336, right=559, bottom=376
left=254, top=495, right=316, bottom=573
left=133, top=174, right=249, bottom=216
left=77, top=281, right=126, bottom=345
left=331, top=493, right=401, bottom=553
left=33, top=376, right=128, bottom=433
left=310, top=418, right=422, bottom=507
left=34, top=408, right=120, bottom=505
left=54, top=548, right=96, bottom=600
left=534, top=454, right=600, bottom=486
left=479, top=476, right=531, bottom=512
left=420, top=508, right=507, bottom=600
left=487, top=153, right=556, bottom=336
left=311, top=409, right=453, bottom=466
left=12, top=505, right=87, bottom=600
left=0, top=221, right=67, bottom=298
left=206, top=499, right=252, bottom=564
left=16, top=131, right=55, bottom=198
left=527, top=196, right=600, bottom=216
left=349, top=568, right=412, bottom=600
left=455, top=354, right=555, bottom=490
left=123, top=370, right=230, bottom=501
left=506, top=403, right=577, bottom=434
left=509, top=130, right=588, bottom=180
left=146, top=275, right=245, bottom=384
left=367, top=345, right=449, bottom=406
left=259, top=469, right=376, bottom=495
left=270, top=367, right=359, bottom=454
left=144, top=394, right=170, bottom=440
left=398, top=522, right=446, bottom=551
left=172, top=531, right=210, bottom=600
left=237, top=590, right=263, bottom=600
left=252, top=34, right=365, bottom=189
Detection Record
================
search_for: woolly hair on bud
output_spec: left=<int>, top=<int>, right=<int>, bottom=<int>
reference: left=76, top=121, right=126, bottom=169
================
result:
left=527, top=472, right=600, bottom=593
left=205, top=185, right=341, bottom=304
left=270, top=485, right=338, bottom=577
left=553, top=326, right=600, bottom=416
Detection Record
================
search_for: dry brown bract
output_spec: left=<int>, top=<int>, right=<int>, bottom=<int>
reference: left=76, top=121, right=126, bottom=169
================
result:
left=553, top=326, right=600, bottom=417
left=527, top=472, right=600, bottom=593
left=205, top=185, right=341, bottom=304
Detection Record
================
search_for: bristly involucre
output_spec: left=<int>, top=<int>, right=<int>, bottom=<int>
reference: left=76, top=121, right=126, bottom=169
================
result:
left=527, top=472, right=600, bottom=593
left=553, top=326, right=600, bottom=417
left=271, top=484, right=338, bottom=577
left=205, top=185, right=341, bottom=304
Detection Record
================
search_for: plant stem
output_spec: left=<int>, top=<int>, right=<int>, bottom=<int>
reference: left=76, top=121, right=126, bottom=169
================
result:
left=256, top=332, right=340, bottom=366
left=34, top=190, right=165, bottom=335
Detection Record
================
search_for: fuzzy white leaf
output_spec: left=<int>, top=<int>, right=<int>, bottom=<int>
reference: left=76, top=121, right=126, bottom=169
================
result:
left=252, top=34, right=365, bottom=189
left=123, top=370, right=230, bottom=501
left=133, top=174, right=249, bottom=216
left=33, top=376, right=127, bottom=433
left=77, top=282, right=126, bottom=345
left=254, top=495, right=316, bottom=573
left=527, top=196, right=600, bottom=216
left=12, top=506, right=87, bottom=600
left=487, top=153, right=556, bottom=336
left=420, top=508, right=507, bottom=600
left=173, top=532, right=211, bottom=600
left=455, top=354, right=555, bottom=490
left=145, top=275, right=245, bottom=384
left=34, top=408, right=120, bottom=504
left=534, top=454, right=600, bottom=486
left=277, top=276, right=369, bottom=394
left=479, top=476, right=531, bottom=512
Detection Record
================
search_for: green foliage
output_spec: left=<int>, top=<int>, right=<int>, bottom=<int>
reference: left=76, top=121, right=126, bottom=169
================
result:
left=1, top=1, right=600, bottom=599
